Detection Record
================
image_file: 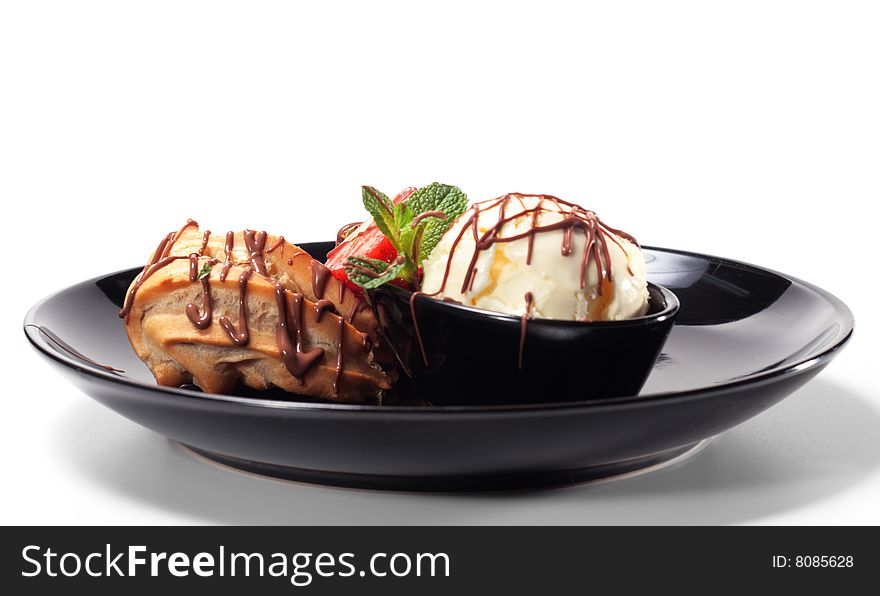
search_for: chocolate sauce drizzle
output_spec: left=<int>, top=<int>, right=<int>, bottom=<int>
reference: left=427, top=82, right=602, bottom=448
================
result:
left=310, top=260, right=332, bottom=299
left=412, top=194, right=640, bottom=368
left=185, top=277, right=214, bottom=330
left=338, top=280, right=347, bottom=303
left=188, top=253, right=200, bottom=281
left=243, top=229, right=268, bottom=277
left=184, top=253, right=217, bottom=331
left=118, top=219, right=197, bottom=320
left=274, top=283, right=325, bottom=379
left=220, top=231, right=235, bottom=282
left=345, top=262, right=383, bottom=279
left=409, top=291, right=432, bottom=367
left=333, top=316, right=344, bottom=394
left=218, top=267, right=254, bottom=346
left=313, top=299, right=335, bottom=322
left=336, top=222, right=362, bottom=245
left=266, top=236, right=285, bottom=255
left=518, top=292, right=533, bottom=370
left=122, top=222, right=368, bottom=394
left=447, top=194, right=634, bottom=296
left=411, top=210, right=447, bottom=227
left=349, top=299, right=369, bottom=322
left=198, top=230, right=212, bottom=256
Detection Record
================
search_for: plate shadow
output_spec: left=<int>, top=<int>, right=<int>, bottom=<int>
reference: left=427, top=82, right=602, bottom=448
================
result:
left=52, top=378, right=880, bottom=524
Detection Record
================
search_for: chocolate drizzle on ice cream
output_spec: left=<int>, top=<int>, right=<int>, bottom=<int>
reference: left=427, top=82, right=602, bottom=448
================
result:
left=412, top=193, right=646, bottom=369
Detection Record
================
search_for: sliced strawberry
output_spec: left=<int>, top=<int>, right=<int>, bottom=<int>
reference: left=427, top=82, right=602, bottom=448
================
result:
left=325, top=187, right=417, bottom=294
left=392, top=186, right=417, bottom=204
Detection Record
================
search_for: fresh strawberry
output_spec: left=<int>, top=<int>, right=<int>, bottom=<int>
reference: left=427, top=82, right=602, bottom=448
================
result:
left=326, top=187, right=417, bottom=294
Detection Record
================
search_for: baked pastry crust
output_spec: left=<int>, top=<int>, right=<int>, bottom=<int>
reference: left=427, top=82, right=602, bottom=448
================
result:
left=121, top=220, right=393, bottom=402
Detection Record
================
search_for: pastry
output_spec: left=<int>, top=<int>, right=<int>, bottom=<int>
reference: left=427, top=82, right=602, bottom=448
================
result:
left=120, top=220, right=393, bottom=402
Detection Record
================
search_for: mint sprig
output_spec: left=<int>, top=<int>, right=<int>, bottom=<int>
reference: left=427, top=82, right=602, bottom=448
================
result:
left=346, top=182, right=468, bottom=289
left=361, top=186, right=400, bottom=251
left=344, top=256, right=406, bottom=289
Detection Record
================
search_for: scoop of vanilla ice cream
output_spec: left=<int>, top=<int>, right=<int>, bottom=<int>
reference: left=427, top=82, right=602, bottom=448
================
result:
left=420, top=196, right=648, bottom=321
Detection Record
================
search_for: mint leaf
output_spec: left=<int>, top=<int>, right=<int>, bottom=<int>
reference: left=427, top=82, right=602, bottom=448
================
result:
left=417, top=185, right=468, bottom=261
left=361, top=186, right=400, bottom=250
left=407, top=182, right=447, bottom=215
left=197, top=262, right=213, bottom=280
left=393, top=202, right=413, bottom=233
left=344, top=256, right=406, bottom=289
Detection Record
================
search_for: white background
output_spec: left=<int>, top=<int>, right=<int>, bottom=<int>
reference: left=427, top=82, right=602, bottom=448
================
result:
left=1, top=1, right=877, bottom=524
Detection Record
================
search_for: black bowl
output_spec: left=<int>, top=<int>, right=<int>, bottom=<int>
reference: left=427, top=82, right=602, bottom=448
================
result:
left=367, top=283, right=679, bottom=406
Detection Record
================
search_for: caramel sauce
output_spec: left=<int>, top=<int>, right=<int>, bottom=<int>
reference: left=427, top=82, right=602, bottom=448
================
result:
left=587, top=278, right=615, bottom=322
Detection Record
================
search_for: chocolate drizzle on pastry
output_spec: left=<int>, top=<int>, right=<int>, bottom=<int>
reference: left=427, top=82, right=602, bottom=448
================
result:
left=188, top=253, right=200, bottom=282
left=310, top=260, right=332, bottom=299
left=274, top=283, right=325, bottom=380
left=121, top=222, right=375, bottom=398
left=198, top=230, right=212, bottom=256
left=118, top=219, right=197, bottom=320
left=184, top=253, right=217, bottom=331
left=333, top=316, right=345, bottom=394
left=338, top=279, right=347, bottom=303
left=266, top=236, right=285, bottom=255
left=220, top=231, right=235, bottom=282
left=243, top=229, right=268, bottom=277
left=185, top=277, right=214, bottom=330
left=313, top=299, right=335, bottom=322
left=218, top=267, right=254, bottom=346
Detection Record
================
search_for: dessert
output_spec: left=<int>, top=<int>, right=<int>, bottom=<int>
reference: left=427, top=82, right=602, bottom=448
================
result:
left=119, top=220, right=393, bottom=402
left=120, top=184, right=656, bottom=403
left=420, top=194, right=648, bottom=321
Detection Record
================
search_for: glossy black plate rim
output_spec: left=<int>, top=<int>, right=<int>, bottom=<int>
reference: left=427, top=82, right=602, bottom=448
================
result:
left=23, top=245, right=854, bottom=414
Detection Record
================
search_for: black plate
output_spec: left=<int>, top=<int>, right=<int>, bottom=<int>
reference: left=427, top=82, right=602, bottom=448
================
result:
left=24, top=243, right=853, bottom=491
